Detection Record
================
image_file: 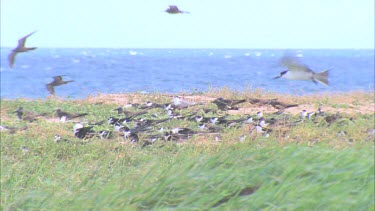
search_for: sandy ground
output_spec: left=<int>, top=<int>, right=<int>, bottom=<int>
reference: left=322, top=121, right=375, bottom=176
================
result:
left=2, top=92, right=373, bottom=122
left=79, top=92, right=375, bottom=116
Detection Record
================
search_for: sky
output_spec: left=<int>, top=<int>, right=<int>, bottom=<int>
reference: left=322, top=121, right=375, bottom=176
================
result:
left=1, top=0, right=374, bottom=49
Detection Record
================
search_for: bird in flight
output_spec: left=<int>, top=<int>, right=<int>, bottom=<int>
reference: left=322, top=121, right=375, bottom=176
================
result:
left=8, top=31, right=37, bottom=68
left=274, top=56, right=330, bottom=86
left=165, top=5, right=190, bottom=14
left=46, top=75, right=74, bottom=95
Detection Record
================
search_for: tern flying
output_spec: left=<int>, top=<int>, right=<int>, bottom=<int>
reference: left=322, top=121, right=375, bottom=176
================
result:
left=8, top=31, right=37, bottom=68
left=274, top=56, right=330, bottom=86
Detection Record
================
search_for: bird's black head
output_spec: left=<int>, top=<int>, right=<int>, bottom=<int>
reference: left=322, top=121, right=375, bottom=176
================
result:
left=14, top=107, right=23, bottom=113
left=274, top=70, right=288, bottom=79
left=114, top=107, right=123, bottom=114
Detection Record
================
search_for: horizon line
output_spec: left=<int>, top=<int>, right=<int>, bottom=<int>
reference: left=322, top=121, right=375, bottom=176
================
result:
left=1, top=46, right=374, bottom=50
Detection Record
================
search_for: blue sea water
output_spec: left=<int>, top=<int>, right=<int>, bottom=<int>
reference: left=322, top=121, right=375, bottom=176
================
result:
left=0, top=48, right=374, bottom=99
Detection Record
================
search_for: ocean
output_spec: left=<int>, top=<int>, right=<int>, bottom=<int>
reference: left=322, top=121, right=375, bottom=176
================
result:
left=0, top=48, right=374, bottom=99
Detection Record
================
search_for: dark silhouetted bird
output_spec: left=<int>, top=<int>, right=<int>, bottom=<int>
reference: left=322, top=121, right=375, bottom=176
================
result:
left=55, top=108, right=88, bottom=122
left=14, top=106, right=47, bottom=122
left=267, top=99, right=298, bottom=110
left=73, top=123, right=94, bottom=139
left=0, top=125, right=28, bottom=134
left=114, top=107, right=125, bottom=115
left=8, top=31, right=37, bottom=68
left=46, top=75, right=74, bottom=95
left=212, top=97, right=246, bottom=110
left=165, top=5, right=190, bottom=14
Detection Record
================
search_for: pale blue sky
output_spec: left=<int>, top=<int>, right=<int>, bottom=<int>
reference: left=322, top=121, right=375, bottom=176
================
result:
left=1, top=0, right=374, bottom=48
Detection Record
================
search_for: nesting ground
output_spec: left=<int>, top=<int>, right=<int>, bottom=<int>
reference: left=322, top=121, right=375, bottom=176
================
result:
left=1, top=90, right=374, bottom=210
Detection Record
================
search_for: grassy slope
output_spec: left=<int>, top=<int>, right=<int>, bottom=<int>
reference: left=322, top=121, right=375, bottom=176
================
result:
left=1, top=92, right=374, bottom=210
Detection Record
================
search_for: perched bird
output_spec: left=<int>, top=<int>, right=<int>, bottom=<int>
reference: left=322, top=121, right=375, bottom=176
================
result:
left=122, top=103, right=141, bottom=109
left=73, top=123, right=110, bottom=140
left=173, top=96, right=196, bottom=109
left=163, top=131, right=174, bottom=141
left=14, top=107, right=47, bottom=122
left=142, top=135, right=160, bottom=147
left=135, top=118, right=170, bottom=128
left=123, top=110, right=148, bottom=118
left=165, top=5, right=190, bottom=14
left=108, top=111, right=148, bottom=125
left=324, top=113, right=342, bottom=124
left=294, top=110, right=316, bottom=125
left=170, top=127, right=197, bottom=135
left=198, top=123, right=223, bottom=133
left=255, top=125, right=272, bottom=136
left=267, top=99, right=298, bottom=110
left=54, top=134, right=70, bottom=143
left=113, top=122, right=125, bottom=132
left=8, top=31, right=37, bottom=68
left=274, top=56, right=330, bottom=86
left=123, top=127, right=139, bottom=143
left=163, top=131, right=190, bottom=142
left=301, top=110, right=308, bottom=119
left=108, top=116, right=131, bottom=125
left=239, top=135, right=247, bottom=142
left=21, top=146, right=29, bottom=155
left=55, top=108, right=88, bottom=122
left=259, top=118, right=269, bottom=127
left=0, top=125, right=28, bottom=134
left=248, top=98, right=277, bottom=106
left=209, top=117, right=224, bottom=125
left=139, top=102, right=164, bottom=110
left=244, top=115, right=254, bottom=124
left=98, top=130, right=113, bottom=139
left=46, top=75, right=74, bottom=95
left=316, top=107, right=326, bottom=116
left=212, top=97, right=246, bottom=111
left=191, top=115, right=211, bottom=123
left=114, top=107, right=125, bottom=115
left=166, top=109, right=184, bottom=119
left=73, top=123, right=94, bottom=139
left=307, top=112, right=316, bottom=119
left=208, top=115, right=241, bottom=126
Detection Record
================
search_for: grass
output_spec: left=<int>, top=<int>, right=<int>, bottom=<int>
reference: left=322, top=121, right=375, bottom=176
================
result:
left=1, top=90, right=374, bottom=210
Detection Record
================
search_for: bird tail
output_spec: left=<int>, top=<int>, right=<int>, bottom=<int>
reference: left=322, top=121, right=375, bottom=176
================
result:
left=314, top=69, right=330, bottom=86
left=26, top=47, right=37, bottom=51
left=237, top=99, right=247, bottom=104
left=75, top=113, right=88, bottom=118
left=285, top=104, right=299, bottom=108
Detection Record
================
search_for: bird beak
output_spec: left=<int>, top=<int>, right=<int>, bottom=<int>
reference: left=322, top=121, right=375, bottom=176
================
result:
left=273, top=75, right=281, bottom=79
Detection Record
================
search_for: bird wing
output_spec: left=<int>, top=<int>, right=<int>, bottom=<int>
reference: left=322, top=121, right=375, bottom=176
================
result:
left=17, top=31, right=36, bottom=48
left=46, top=84, right=55, bottom=95
left=280, top=56, right=312, bottom=73
left=8, top=52, right=17, bottom=68
left=53, top=76, right=64, bottom=82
